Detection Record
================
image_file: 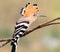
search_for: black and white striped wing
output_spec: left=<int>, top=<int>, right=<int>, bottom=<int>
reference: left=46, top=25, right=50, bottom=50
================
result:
left=11, top=21, right=29, bottom=52
left=14, top=21, right=29, bottom=37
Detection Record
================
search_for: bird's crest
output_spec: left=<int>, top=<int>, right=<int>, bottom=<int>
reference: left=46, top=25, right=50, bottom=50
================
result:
left=20, top=3, right=39, bottom=17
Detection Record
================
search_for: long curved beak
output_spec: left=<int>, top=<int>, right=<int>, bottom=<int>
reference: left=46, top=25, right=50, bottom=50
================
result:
left=37, top=14, right=47, bottom=17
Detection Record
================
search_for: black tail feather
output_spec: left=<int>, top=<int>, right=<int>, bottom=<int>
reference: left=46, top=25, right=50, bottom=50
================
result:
left=11, top=43, right=16, bottom=52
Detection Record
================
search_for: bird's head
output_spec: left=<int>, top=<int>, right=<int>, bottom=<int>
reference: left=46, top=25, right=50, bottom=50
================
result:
left=20, top=3, right=39, bottom=17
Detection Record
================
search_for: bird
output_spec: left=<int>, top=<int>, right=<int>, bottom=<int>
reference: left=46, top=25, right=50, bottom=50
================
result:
left=11, top=3, right=39, bottom=52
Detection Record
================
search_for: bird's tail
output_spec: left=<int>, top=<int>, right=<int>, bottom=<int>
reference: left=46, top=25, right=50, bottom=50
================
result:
left=11, top=43, right=17, bottom=52
left=11, top=35, right=20, bottom=52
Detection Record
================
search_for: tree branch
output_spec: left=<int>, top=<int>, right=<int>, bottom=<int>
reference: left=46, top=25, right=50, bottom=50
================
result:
left=0, top=17, right=60, bottom=48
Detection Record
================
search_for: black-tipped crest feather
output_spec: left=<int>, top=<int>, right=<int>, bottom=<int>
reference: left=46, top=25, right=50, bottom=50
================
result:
left=20, top=8, right=24, bottom=15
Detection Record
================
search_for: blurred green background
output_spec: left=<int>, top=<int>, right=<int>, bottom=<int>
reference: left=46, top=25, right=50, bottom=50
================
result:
left=0, top=0, right=60, bottom=52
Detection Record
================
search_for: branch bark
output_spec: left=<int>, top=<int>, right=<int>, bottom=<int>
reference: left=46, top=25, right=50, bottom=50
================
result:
left=0, top=17, right=60, bottom=48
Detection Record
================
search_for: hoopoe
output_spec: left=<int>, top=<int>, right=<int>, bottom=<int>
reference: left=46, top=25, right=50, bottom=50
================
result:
left=11, top=3, right=39, bottom=52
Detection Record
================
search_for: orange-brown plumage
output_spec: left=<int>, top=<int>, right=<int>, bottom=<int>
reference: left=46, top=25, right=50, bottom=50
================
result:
left=23, top=4, right=38, bottom=17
